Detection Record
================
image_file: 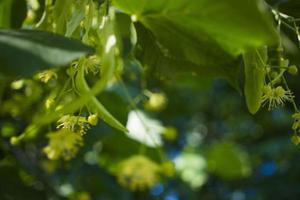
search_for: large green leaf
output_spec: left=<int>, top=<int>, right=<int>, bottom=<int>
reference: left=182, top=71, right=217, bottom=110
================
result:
left=113, top=0, right=277, bottom=67
left=0, top=29, right=94, bottom=76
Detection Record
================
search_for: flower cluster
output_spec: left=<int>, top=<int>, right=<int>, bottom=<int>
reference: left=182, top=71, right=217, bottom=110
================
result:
left=57, top=114, right=98, bottom=135
left=43, top=114, right=99, bottom=160
left=43, top=129, right=83, bottom=160
left=57, top=115, right=89, bottom=135
left=261, top=85, right=294, bottom=110
left=116, top=155, right=160, bottom=190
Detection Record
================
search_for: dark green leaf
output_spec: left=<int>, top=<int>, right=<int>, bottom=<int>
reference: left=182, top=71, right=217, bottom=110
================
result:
left=0, top=29, right=94, bottom=76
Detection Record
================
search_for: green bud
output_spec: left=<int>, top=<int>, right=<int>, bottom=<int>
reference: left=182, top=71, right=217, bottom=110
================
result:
left=10, top=137, right=20, bottom=146
left=288, top=65, right=298, bottom=75
left=88, top=114, right=98, bottom=126
left=144, top=92, right=167, bottom=112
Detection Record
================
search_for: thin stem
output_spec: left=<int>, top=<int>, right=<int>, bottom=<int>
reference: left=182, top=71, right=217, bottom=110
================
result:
left=255, top=49, right=272, bottom=83
left=281, top=20, right=297, bottom=31
left=269, top=68, right=286, bottom=85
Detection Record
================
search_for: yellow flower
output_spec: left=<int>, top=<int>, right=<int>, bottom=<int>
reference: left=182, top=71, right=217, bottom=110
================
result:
left=43, top=129, right=83, bottom=160
left=117, top=155, right=160, bottom=190
left=261, top=85, right=294, bottom=110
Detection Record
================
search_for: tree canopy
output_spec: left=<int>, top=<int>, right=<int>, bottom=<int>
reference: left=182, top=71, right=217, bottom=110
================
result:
left=1, top=0, right=300, bottom=199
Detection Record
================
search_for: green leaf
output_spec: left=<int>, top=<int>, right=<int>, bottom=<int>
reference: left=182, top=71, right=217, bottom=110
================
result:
left=243, top=47, right=267, bottom=114
left=135, top=23, right=241, bottom=88
left=0, top=29, right=94, bottom=76
left=113, top=0, right=277, bottom=67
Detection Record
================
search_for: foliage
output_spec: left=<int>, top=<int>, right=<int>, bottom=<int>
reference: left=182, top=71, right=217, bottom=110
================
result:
left=1, top=0, right=300, bottom=199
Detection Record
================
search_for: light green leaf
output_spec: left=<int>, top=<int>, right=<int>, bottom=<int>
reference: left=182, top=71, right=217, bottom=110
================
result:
left=0, top=29, right=94, bottom=76
left=243, top=47, right=267, bottom=114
